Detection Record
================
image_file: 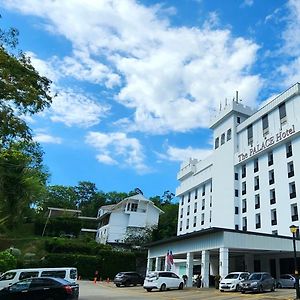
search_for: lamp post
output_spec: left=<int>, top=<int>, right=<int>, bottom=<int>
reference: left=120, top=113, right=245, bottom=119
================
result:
left=290, top=225, right=300, bottom=299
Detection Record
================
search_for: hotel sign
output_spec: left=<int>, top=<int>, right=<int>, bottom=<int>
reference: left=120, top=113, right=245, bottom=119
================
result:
left=238, top=125, right=296, bottom=163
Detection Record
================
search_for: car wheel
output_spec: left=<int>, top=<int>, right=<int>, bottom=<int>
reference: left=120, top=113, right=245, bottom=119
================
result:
left=178, top=282, right=183, bottom=290
left=160, top=283, right=167, bottom=291
left=236, top=284, right=241, bottom=292
left=146, top=288, right=152, bottom=292
left=258, top=285, right=263, bottom=293
left=277, top=282, right=282, bottom=289
left=124, top=281, right=130, bottom=287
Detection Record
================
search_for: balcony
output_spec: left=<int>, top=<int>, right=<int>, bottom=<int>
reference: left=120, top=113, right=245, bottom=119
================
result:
left=290, top=192, right=296, bottom=199
left=292, top=215, right=299, bottom=221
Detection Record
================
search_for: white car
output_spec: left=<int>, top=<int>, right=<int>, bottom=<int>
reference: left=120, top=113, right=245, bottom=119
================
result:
left=143, top=271, right=184, bottom=292
left=219, top=272, right=250, bottom=292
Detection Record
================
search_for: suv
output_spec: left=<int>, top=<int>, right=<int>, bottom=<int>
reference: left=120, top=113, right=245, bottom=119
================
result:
left=113, top=272, right=144, bottom=287
left=240, top=272, right=276, bottom=293
left=143, top=271, right=184, bottom=292
left=219, top=272, right=250, bottom=292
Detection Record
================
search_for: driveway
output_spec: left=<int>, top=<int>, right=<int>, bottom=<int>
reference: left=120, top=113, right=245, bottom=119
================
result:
left=78, top=280, right=295, bottom=300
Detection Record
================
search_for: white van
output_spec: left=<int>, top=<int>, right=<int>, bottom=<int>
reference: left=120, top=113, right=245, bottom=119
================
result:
left=0, top=267, right=77, bottom=290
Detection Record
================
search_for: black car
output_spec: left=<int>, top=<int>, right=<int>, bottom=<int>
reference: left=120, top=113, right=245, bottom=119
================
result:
left=240, top=272, right=276, bottom=293
left=0, top=277, right=79, bottom=300
left=113, top=272, right=144, bottom=287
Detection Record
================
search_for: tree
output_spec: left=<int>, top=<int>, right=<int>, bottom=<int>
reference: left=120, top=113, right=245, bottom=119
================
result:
left=0, top=22, right=52, bottom=147
left=0, top=141, right=49, bottom=228
left=0, top=250, right=17, bottom=272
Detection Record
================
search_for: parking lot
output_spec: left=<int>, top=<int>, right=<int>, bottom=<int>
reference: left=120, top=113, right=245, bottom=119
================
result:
left=78, top=280, right=295, bottom=300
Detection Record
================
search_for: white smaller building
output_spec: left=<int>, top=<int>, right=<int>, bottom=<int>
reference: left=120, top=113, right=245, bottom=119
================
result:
left=96, top=193, right=164, bottom=244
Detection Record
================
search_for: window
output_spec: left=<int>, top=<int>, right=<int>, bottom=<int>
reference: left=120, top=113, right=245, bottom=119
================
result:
left=235, top=224, right=239, bottom=230
left=181, top=195, right=184, bottom=205
left=288, top=161, right=294, bottom=178
left=188, top=192, right=191, bottom=202
left=215, top=137, right=219, bottom=149
left=179, top=221, right=182, bottom=231
left=235, top=206, right=239, bottom=214
left=286, top=141, right=293, bottom=158
left=254, top=176, right=260, bottom=191
left=242, top=217, right=247, bottom=231
left=202, top=199, right=205, bottom=210
left=290, top=182, right=296, bottom=199
left=242, top=164, right=246, bottom=178
left=268, top=151, right=273, bottom=166
left=202, top=184, right=206, bottom=196
left=186, top=219, right=189, bottom=229
left=255, top=194, right=260, bottom=209
left=187, top=205, right=190, bottom=216
left=180, top=208, right=183, bottom=218
left=201, top=213, right=204, bottom=225
left=254, top=158, right=259, bottom=173
left=242, top=199, right=247, bottom=213
left=210, top=196, right=212, bottom=207
left=271, top=209, right=277, bottom=226
left=269, top=170, right=275, bottom=185
left=235, top=189, right=239, bottom=197
left=242, top=182, right=246, bottom=195
left=221, top=133, right=225, bottom=145
left=291, top=204, right=298, bottom=221
left=227, top=129, right=232, bottom=141
left=270, top=189, right=276, bottom=205
left=130, top=203, right=138, bottom=212
left=247, top=125, right=253, bottom=146
left=194, top=202, right=197, bottom=213
left=195, top=188, right=198, bottom=199
left=41, top=271, right=66, bottom=278
left=262, top=114, right=269, bottom=135
left=256, top=213, right=261, bottom=229
left=235, top=173, right=238, bottom=180
left=193, top=216, right=197, bottom=227
left=210, top=183, right=212, bottom=192
left=19, top=272, right=39, bottom=280
left=272, top=230, right=278, bottom=235
left=209, top=211, right=212, bottom=223
left=237, top=116, right=241, bottom=124
left=279, top=102, right=287, bottom=125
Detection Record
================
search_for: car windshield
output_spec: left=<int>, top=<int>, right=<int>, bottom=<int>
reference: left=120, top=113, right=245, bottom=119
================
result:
left=249, top=273, right=262, bottom=280
left=147, top=272, right=158, bottom=279
left=225, top=274, right=239, bottom=279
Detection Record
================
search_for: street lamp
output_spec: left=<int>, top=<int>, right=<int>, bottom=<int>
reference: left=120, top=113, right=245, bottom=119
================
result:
left=290, top=225, right=300, bottom=299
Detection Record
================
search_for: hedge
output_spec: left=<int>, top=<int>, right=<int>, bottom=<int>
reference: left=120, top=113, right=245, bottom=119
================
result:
left=42, top=251, right=138, bottom=279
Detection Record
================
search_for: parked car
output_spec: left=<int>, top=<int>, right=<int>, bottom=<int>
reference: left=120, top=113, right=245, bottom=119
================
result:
left=240, top=272, right=276, bottom=293
left=143, top=271, right=184, bottom=292
left=113, top=272, right=144, bottom=287
left=0, top=277, right=79, bottom=300
left=277, top=274, right=296, bottom=288
left=219, top=272, right=250, bottom=292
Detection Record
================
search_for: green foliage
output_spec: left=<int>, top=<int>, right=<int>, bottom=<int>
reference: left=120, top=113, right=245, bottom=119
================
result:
left=0, top=250, right=17, bottom=272
left=123, top=227, right=155, bottom=246
left=43, top=252, right=138, bottom=279
left=34, top=217, right=97, bottom=237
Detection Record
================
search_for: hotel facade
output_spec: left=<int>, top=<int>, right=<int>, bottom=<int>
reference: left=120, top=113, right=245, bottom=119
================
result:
left=146, top=83, right=300, bottom=287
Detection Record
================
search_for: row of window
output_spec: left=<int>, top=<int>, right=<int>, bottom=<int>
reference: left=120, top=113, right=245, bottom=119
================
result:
left=180, top=198, right=213, bottom=218
left=215, top=129, right=232, bottom=149
left=247, top=102, right=287, bottom=145
left=181, top=183, right=212, bottom=206
left=237, top=203, right=298, bottom=231
left=179, top=211, right=212, bottom=231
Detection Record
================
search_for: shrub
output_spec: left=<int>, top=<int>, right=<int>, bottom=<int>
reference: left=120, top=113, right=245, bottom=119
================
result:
left=0, top=250, right=17, bottom=272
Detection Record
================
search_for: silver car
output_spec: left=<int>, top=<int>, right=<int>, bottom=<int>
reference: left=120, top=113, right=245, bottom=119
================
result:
left=277, top=274, right=296, bottom=288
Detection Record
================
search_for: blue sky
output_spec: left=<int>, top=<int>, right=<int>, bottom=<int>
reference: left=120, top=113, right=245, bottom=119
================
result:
left=1, top=0, right=300, bottom=199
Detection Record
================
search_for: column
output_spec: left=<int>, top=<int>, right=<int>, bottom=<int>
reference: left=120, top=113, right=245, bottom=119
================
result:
left=201, top=250, right=210, bottom=287
left=219, top=247, right=229, bottom=280
left=155, top=257, right=161, bottom=271
left=186, top=252, right=194, bottom=287
left=146, top=255, right=151, bottom=274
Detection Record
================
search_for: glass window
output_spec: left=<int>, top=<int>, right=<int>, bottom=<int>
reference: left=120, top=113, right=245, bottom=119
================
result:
left=187, top=205, right=190, bottom=216
left=269, top=170, right=275, bottom=185
left=291, top=204, right=298, bottom=221
left=130, top=203, right=138, bottom=212
left=255, top=194, right=260, bottom=209
left=256, top=213, right=261, bottom=228
left=279, top=102, right=287, bottom=124
left=268, top=151, right=273, bottom=166
left=194, top=202, right=197, bottom=213
left=227, top=129, right=232, bottom=141
left=242, top=182, right=246, bottom=195
left=262, top=114, right=269, bottom=134
left=10, top=279, right=31, bottom=292
left=242, top=164, right=246, bottom=178
left=221, top=133, right=225, bottom=145
left=290, top=182, right=296, bottom=199
left=0, top=272, right=16, bottom=281
left=41, top=271, right=66, bottom=278
left=215, top=137, right=219, bottom=149
left=288, top=161, right=294, bottom=178
left=270, top=189, right=276, bottom=204
left=271, top=209, right=277, bottom=225
left=286, top=141, right=293, bottom=158
left=247, top=125, right=253, bottom=145
left=237, top=116, right=241, bottom=124
left=254, top=158, right=259, bottom=172
left=194, top=188, right=198, bottom=199
left=19, top=272, right=39, bottom=280
left=202, top=184, right=206, bottom=196
left=242, top=199, right=247, bottom=213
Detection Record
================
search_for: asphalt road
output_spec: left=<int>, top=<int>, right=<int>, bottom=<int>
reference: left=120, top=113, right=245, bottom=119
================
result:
left=78, top=280, right=296, bottom=300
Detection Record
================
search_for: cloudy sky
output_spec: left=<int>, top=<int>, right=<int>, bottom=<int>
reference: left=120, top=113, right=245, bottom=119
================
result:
left=1, top=0, right=300, bottom=199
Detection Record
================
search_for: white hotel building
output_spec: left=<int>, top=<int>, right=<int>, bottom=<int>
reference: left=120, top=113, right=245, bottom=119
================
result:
left=146, top=83, right=300, bottom=287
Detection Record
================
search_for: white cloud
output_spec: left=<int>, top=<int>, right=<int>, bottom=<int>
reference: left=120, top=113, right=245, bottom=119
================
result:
left=158, top=145, right=212, bottom=162
left=3, top=0, right=262, bottom=133
left=49, top=90, right=110, bottom=128
left=85, top=131, right=150, bottom=173
left=242, top=0, right=254, bottom=7
left=34, top=133, right=62, bottom=144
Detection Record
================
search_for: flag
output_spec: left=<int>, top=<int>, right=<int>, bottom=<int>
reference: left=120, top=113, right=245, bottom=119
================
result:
left=166, top=250, right=174, bottom=271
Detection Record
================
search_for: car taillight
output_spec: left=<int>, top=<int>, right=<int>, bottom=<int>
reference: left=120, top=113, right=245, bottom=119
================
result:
left=64, top=285, right=73, bottom=294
